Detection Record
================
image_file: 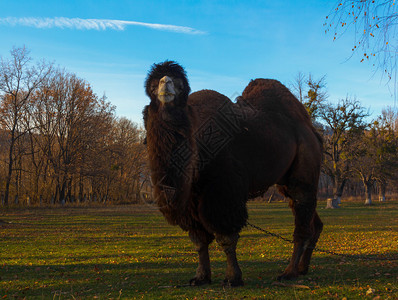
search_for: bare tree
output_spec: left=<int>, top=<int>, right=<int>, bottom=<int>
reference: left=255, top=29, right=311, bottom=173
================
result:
left=382, top=106, right=398, bottom=132
left=20, top=68, right=116, bottom=205
left=81, top=95, right=115, bottom=203
left=371, top=108, right=398, bottom=202
left=0, top=46, right=52, bottom=205
left=350, top=129, right=376, bottom=205
left=290, top=71, right=306, bottom=103
left=325, top=0, right=398, bottom=94
left=25, top=72, right=59, bottom=204
left=349, top=113, right=397, bottom=205
left=48, top=71, right=113, bottom=204
left=0, top=47, right=154, bottom=207
left=319, top=97, right=370, bottom=204
left=290, top=72, right=328, bottom=121
left=98, top=117, right=147, bottom=203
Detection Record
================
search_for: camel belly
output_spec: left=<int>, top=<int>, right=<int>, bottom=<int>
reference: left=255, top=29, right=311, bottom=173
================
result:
left=231, top=129, right=297, bottom=195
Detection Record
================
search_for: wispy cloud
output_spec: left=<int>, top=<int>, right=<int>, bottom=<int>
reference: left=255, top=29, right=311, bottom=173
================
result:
left=0, top=17, right=206, bottom=34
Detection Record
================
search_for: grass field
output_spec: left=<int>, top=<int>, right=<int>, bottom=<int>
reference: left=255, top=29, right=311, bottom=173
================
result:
left=0, top=200, right=397, bottom=299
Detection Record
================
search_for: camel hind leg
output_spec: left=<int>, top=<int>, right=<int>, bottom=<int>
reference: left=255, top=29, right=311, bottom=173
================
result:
left=276, top=129, right=323, bottom=281
left=277, top=177, right=323, bottom=280
left=298, top=211, right=323, bottom=275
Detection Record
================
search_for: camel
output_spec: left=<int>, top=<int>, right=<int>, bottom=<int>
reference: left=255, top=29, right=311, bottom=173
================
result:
left=143, top=61, right=323, bottom=286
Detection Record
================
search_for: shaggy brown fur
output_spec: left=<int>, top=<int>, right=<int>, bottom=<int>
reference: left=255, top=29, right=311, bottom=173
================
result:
left=143, top=61, right=323, bottom=286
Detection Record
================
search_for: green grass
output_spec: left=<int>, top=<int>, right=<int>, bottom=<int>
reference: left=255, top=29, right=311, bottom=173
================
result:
left=0, top=200, right=397, bottom=299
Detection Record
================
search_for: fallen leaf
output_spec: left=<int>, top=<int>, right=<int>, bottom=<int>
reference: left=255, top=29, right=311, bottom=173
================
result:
left=366, top=287, right=375, bottom=295
left=272, top=281, right=310, bottom=289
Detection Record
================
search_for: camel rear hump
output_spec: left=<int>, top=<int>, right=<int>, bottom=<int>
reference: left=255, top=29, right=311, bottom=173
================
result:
left=240, top=78, right=312, bottom=125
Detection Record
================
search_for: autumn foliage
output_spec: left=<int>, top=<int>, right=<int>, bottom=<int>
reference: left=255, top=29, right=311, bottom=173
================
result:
left=0, top=47, right=148, bottom=206
left=1, top=48, right=398, bottom=207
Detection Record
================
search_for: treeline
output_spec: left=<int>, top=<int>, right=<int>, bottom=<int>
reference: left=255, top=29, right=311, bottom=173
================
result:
left=291, top=73, right=398, bottom=205
left=0, top=47, right=148, bottom=206
left=1, top=47, right=397, bottom=207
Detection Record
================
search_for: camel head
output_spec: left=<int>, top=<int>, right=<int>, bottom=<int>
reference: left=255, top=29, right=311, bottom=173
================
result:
left=145, top=60, right=190, bottom=107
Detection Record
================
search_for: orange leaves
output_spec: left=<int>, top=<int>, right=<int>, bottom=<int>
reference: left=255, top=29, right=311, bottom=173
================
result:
left=360, top=52, right=370, bottom=62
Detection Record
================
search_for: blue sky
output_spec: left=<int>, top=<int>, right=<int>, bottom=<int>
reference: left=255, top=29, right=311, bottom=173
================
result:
left=0, top=0, right=395, bottom=125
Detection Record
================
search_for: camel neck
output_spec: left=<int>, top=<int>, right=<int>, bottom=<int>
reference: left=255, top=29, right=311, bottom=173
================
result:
left=146, top=104, right=197, bottom=205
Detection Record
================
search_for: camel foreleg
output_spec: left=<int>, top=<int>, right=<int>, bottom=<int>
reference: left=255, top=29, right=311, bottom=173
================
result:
left=216, top=233, right=244, bottom=287
left=189, top=230, right=214, bottom=286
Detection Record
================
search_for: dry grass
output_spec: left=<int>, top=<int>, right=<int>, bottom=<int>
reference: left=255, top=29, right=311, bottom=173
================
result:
left=0, top=200, right=397, bottom=299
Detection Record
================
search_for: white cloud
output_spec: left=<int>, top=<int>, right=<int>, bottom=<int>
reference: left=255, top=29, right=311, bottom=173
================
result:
left=0, top=17, right=206, bottom=34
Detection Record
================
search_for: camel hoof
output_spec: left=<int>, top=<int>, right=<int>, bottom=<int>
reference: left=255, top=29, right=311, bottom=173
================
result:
left=222, top=278, right=244, bottom=287
left=277, top=272, right=298, bottom=281
left=298, top=266, right=309, bottom=276
left=189, top=277, right=211, bottom=286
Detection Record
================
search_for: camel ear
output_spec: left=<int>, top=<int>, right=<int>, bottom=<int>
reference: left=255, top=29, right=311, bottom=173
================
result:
left=145, top=78, right=160, bottom=101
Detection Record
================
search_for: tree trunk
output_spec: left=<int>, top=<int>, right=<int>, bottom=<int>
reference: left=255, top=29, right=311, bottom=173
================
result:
left=364, top=182, right=372, bottom=205
left=78, top=176, right=83, bottom=203
left=378, top=180, right=386, bottom=202
left=333, top=178, right=346, bottom=206
left=67, top=178, right=72, bottom=203
left=3, top=133, right=16, bottom=206
left=59, top=180, right=66, bottom=205
left=4, top=176, right=11, bottom=206
left=325, top=198, right=339, bottom=209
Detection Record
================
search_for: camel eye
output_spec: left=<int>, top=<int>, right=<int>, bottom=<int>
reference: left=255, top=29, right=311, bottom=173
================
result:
left=173, top=79, right=183, bottom=93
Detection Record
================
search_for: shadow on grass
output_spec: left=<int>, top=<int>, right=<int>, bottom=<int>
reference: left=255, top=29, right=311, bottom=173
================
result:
left=1, top=251, right=397, bottom=298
